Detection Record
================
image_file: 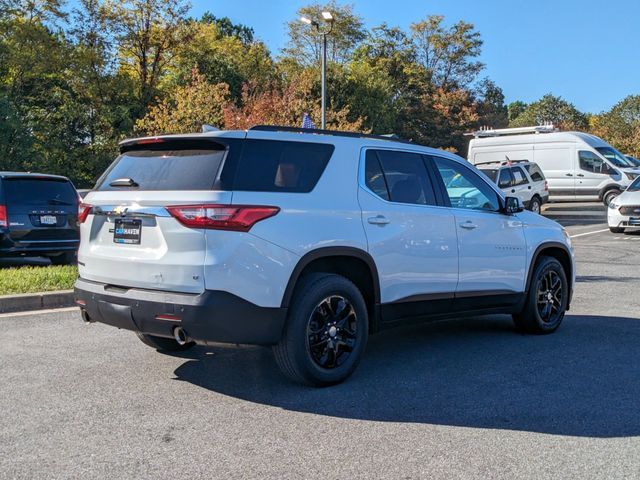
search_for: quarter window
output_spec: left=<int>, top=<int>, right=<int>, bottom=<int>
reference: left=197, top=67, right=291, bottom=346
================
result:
left=364, top=150, right=390, bottom=201
left=432, top=156, right=500, bottom=212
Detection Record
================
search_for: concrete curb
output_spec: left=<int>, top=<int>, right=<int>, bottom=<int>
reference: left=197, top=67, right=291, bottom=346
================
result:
left=0, top=290, right=75, bottom=314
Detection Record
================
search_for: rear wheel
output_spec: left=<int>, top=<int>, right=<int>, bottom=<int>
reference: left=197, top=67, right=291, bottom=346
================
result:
left=610, top=226, right=625, bottom=234
left=513, top=256, right=568, bottom=334
left=136, top=332, right=195, bottom=352
left=273, top=273, right=368, bottom=387
left=528, top=196, right=542, bottom=214
left=49, top=252, right=76, bottom=265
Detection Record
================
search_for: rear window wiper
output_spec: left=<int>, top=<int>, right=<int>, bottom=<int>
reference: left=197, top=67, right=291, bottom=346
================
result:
left=109, top=178, right=139, bottom=188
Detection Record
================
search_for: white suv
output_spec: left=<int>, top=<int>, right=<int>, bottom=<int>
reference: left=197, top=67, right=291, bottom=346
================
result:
left=476, top=161, right=549, bottom=213
left=75, top=126, right=575, bottom=386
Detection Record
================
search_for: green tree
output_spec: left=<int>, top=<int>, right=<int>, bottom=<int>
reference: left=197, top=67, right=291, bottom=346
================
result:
left=282, top=1, right=365, bottom=65
left=590, top=95, right=640, bottom=157
left=475, top=78, right=508, bottom=128
left=507, top=100, right=528, bottom=123
left=510, top=94, right=588, bottom=130
left=136, top=68, right=230, bottom=135
left=410, top=15, right=483, bottom=90
left=110, top=0, right=190, bottom=112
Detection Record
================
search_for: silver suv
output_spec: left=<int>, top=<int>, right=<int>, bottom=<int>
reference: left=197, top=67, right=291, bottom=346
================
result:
left=75, top=126, right=575, bottom=386
left=476, top=161, right=548, bottom=213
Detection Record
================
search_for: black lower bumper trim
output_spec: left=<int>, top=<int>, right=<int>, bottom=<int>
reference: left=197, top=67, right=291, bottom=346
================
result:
left=74, top=278, right=287, bottom=345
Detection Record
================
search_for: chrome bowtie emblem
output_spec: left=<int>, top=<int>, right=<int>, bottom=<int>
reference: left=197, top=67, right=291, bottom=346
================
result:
left=114, top=205, right=129, bottom=216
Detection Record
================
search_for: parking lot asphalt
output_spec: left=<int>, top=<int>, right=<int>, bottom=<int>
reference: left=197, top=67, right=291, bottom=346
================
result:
left=2, top=205, right=640, bottom=479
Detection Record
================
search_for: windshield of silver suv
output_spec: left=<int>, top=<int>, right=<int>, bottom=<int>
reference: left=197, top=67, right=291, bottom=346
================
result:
left=596, top=146, right=636, bottom=168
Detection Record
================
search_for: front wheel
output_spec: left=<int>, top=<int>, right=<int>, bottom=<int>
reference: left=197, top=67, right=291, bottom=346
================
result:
left=603, top=189, right=620, bottom=207
left=273, top=273, right=368, bottom=387
left=513, top=256, right=568, bottom=334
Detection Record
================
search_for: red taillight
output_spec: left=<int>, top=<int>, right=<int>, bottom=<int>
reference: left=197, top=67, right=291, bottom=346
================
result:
left=78, top=203, right=93, bottom=223
left=0, top=205, right=6, bottom=228
left=544, top=180, right=549, bottom=192
left=166, top=204, right=280, bottom=232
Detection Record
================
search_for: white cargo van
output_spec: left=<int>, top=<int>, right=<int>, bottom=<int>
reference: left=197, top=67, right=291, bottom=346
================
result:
left=467, top=125, right=640, bottom=205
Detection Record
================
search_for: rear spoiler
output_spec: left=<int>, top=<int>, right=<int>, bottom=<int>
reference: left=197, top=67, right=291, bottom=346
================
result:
left=118, top=136, right=228, bottom=154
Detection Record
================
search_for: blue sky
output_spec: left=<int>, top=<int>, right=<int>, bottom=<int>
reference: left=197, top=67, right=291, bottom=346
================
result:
left=191, top=0, right=640, bottom=113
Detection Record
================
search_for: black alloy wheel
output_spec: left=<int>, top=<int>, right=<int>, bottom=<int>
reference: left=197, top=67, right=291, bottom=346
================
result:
left=536, top=270, right=563, bottom=325
left=306, top=295, right=358, bottom=369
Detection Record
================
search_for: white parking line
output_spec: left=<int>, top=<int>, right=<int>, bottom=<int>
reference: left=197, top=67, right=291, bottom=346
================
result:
left=0, top=306, right=78, bottom=319
left=569, top=228, right=610, bottom=238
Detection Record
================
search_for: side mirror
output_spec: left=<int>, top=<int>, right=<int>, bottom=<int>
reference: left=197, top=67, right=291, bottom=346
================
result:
left=503, top=196, right=524, bottom=214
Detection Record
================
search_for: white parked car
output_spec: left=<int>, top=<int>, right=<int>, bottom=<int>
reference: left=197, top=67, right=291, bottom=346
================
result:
left=608, top=177, right=640, bottom=233
left=475, top=160, right=549, bottom=213
left=74, top=126, right=575, bottom=386
left=468, top=125, right=640, bottom=205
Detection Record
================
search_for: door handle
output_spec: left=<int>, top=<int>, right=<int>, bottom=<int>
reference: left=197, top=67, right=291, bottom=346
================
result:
left=576, top=174, right=585, bottom=177
left=565, top=173, right=574, bottom=177
left=528, top=186, right=532, bottom=189
left=368, top=215, right=390, bottom=225
left=459, top=221, right=478, bottom=230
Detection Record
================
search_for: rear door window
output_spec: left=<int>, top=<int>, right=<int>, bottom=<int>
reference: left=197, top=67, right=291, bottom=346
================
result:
left=3, top=178, right=77, bottom=206
left=366, top=149, right=437, bottom=205
left=98, top=146, right=227, bottom=191
left=231, top=140, right=334, bottom=193
left=511, top=167, right=528, bottom=185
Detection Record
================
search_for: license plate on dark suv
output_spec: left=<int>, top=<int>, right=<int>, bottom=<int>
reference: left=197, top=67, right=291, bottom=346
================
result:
left=114, top=218, right=142, bottom=244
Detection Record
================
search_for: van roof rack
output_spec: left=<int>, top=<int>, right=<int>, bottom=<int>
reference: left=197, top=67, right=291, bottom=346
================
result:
left=475, top=159, right=531, bottom=167
left=465, top=124, right=557, bottom=138
left=249, top=125, right=415, bottom=145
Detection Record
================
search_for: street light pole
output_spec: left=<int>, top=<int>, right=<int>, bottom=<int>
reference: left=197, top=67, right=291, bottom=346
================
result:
left=321, top=31, right=327, bottom=129
left=300, top=11, right=334, bottom=130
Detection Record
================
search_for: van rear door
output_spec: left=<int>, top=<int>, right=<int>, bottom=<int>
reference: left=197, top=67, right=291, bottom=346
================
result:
left=79, top=135, right=242, bottom=294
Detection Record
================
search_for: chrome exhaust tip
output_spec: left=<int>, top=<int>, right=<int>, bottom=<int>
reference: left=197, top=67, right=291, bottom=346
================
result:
left=80, top=309, right=93, bottom=323
left=173, top=327, right=189, bottom=346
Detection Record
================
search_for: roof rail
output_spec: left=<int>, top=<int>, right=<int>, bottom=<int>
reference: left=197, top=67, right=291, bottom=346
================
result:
left=249, top=125, right=415, bottom=145
left=465, top=124, right=557, bottom=138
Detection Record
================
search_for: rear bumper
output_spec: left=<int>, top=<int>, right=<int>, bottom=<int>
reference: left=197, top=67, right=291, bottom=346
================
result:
left=74, top=278, right=287, bottom=345
left=0, top=231, right=78, bottom=256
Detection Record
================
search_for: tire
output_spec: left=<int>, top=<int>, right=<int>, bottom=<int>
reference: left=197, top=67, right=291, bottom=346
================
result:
left=603, top=189, right=620, bottom=207
left=273, top=273, right=369, bottom=387
left=49, top=252, right=76, bottom=265
left=513, top=256, right=568, bottom=334
left=609, top=226, right=625, bottom=234
left=136, top=332, right=195, bottom=352
left=528, top=196, right=542, bottom=214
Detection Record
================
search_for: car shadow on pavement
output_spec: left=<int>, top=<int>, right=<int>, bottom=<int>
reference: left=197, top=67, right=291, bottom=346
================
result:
left=173, top=314, right=640, bottom=438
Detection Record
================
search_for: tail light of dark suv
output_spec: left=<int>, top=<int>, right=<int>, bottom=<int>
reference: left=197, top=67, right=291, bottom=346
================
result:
left=166, top=204, right=280, bottom=232
left=0, top=205, right=7, bottom=228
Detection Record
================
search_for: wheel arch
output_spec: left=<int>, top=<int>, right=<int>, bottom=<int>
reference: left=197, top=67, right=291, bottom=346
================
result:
left=599, top=184, right=621, bottom=202
left=525, top=242, right=573, bottom=308
left=281, top=247, right=381, bottom=331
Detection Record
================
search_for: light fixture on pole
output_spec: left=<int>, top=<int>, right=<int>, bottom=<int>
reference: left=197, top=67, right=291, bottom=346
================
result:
left=300, top=11, right=334, bottom=129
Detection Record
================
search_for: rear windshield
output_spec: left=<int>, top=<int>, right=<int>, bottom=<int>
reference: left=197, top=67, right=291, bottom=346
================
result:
left=98, top=148, right=226, bottom=191
left=3, top=178, right=77, bottom=206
